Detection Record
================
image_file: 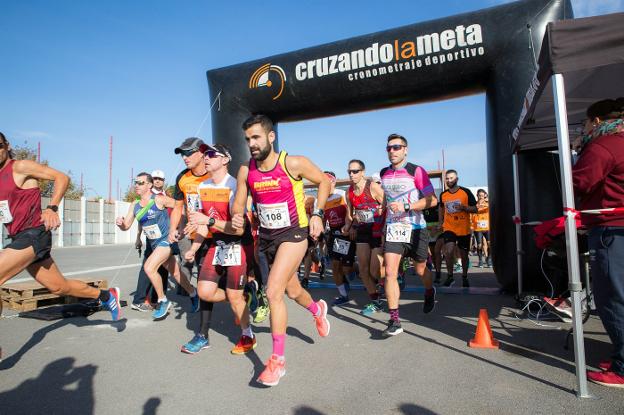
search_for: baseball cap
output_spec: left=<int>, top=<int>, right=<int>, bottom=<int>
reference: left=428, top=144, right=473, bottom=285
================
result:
left=174, top=137, right=208, bottom=154
left=205, top=143, right=232, bottom=161
left=151, top=170, right=165, bottom=180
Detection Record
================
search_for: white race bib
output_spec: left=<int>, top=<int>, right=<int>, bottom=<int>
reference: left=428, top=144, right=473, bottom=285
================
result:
left=386, top=222, right=412, bottom=243
left=143, top=224, right=162, bottom=240
left=332, top=238, right=351, bottom=255
left=257, top=202, right=291, bottom=229
left=0, top=200, right=13, bottom=224
left=477, top=220, right=488, bottom=230
left=355, top=209, right=374, bottom=224
left=446, top=200, right=461, bottom=214
left=212, top=243, right=241, bottom=266
left=186, top=193, right=201, bottom=213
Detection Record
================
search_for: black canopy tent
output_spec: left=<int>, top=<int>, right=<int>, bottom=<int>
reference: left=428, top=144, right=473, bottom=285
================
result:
left=511, top=13, right=624, bottom=398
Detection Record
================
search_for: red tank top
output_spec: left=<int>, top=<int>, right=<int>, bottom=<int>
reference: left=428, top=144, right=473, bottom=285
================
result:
left=348, top=180, right=384, bottom=237
left=0, top=160, right=43, bottom=236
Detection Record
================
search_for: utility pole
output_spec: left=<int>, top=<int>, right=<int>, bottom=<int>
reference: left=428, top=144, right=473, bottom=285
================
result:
left=108, top=136, right=113, bottom=202
left=37, top=142, right=41, bottom=163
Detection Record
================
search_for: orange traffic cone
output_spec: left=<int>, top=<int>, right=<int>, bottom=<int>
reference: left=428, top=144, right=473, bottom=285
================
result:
left=312, top=262, right=319, bottom=273
left=469, top=308, right=499, bottom=349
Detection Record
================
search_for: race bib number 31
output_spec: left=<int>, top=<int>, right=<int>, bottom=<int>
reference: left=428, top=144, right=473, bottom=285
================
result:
left=386, top=222, right=412, bottom=243
left=212, top=243, right=242, bottom=266
left=257, top=202, right=291, bottom=229
left=0, top=200, right=13, bottom=224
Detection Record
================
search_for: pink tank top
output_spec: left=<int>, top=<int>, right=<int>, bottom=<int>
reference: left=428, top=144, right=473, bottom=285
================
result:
left=0, top=160, right=43, bottom=236
left=247, top=151, right=308, bottom=238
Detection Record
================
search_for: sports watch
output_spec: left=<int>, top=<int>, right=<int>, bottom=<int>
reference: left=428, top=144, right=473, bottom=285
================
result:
left=403, top=203, right=410, bottom=212
left=312, top=209, right=324, bottom=219
left=46, top=205, right=59, bottom=213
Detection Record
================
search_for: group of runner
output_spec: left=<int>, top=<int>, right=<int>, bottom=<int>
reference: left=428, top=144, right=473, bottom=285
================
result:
left=0, top=118, right=489, bottom=387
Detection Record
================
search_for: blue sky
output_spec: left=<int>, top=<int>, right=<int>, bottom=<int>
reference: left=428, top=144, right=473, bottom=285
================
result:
left=1, top=0, right=622, bottom=199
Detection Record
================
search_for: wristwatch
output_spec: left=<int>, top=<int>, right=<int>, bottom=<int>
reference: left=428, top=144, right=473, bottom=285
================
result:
left=312, top=209, right=324, bottom=219
left=208, top=217, right=216, bottom=227
left=46, top=205, right=59, bottom=213
left=403, top=203, right=410, bottom=212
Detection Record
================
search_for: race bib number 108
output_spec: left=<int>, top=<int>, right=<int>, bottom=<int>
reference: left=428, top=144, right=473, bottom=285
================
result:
left=257, top=202, right=291, bottom=229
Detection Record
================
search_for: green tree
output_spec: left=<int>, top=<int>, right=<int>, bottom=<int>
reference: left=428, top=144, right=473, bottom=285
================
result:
left=13, top=143, right=84, bottom=199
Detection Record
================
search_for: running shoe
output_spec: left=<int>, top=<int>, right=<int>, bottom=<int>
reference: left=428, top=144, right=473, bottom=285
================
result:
left=257, top=354, right=286, bottom=387
left=486, top=258, right=492, bottom=268
left=443, top=276, right=455, bottom=287
left=130, top=302, right=152, bottom=312
left=477, top=259, right=484, bottom=268
left=382, top=319, right=403, bottom=337
left=190, top=293, right=200, bottom=313
left=462, top=277, right=470, bottom=288
left=181, top=333, right=210, bottom=354
left=253, top=305, right=269, bottom=323
left=231, top=335, right=257, bottom=355
left=587, top=369, right=624, bottom=388
left=152, top=299, right=171, bottom=320
left=453, top=263, right=462, bottom=272
left=332, top=295, right=350, bottom=306
left=103, top=287, right=122, bottom=321
left=423, top=287, right=436, bottom=314
left=360, top=301, right=382, bottom=316
left=313, top=299, right=330, bottom=337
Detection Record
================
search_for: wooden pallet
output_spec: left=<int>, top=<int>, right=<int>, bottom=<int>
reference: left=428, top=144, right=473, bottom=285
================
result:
left=1, top=277, right=108, bottom=312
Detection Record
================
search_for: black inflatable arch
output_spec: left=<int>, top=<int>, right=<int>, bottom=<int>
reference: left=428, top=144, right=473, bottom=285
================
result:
left=207, top=0, right=573, bottom=290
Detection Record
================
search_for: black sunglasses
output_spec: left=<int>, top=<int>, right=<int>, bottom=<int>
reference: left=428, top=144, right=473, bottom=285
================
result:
left=134, top=180, right=146, bottom=185
left=386, top=144, right=406, bottom=152
left=347, top=169, right=362, bottom=175
left=179, top=148, right=198, bottom=157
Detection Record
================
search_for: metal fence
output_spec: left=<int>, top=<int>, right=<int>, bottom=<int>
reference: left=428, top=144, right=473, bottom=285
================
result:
left=0, top=197, right=138, bottom=249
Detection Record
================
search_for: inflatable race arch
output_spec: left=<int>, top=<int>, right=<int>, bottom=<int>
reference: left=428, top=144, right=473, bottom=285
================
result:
left=206, top=0, right=574, bottom=290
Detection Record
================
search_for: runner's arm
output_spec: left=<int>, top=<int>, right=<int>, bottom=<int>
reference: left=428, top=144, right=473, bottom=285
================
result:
left=169, top=200, right=184, bottom=242
left=116, top=202, right=136, bottom=231
left=370, top=181, right=385, bottom=205
left=14, top=160, right=69, bottom=230
left=231, top=165, right=249, bottom=230
left=155, top=194, right=176, bottom=209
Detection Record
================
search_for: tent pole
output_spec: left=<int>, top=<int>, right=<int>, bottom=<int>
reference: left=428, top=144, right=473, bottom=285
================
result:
left=552, top=73, right=591, bottom=398
left=512, top=153, right=523, bottom=296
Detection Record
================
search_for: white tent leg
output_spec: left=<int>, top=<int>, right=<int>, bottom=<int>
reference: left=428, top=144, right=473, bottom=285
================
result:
left=552, top=73, right=591, bottom=398
left=512, top=153, right=523, bottom=297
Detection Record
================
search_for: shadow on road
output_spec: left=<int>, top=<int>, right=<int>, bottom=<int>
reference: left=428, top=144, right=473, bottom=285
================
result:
left=0, top=357, right=96, bottom=414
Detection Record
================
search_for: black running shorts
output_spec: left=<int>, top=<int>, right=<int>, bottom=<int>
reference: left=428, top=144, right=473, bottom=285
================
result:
left=6, top=225, right=52, bottom=265
left=383, top=228, right=429, bottom=262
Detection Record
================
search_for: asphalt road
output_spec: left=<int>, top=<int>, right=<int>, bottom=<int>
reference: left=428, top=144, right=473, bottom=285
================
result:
left=1, top=244, right=623, bottom=414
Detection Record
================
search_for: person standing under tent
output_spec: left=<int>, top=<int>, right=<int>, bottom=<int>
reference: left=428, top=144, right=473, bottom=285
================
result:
left=573, top=98, right=624, bottom=388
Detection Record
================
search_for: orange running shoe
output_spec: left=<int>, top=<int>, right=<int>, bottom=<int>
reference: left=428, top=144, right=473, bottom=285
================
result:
left=231, top=335, right=257, bottom=355
left=257, top=354, right=286, bottom=386
left=313, top=299, right=330, bottom=337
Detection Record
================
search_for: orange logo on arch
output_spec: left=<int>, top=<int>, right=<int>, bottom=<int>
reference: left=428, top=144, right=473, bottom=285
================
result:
left=249, top=64, right=287, bottom=100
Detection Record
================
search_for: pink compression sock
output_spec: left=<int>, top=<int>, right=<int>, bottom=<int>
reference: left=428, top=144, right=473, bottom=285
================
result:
left=272, top=334, right=286, bottom=357
left=306, top=300, right=319, bottom=316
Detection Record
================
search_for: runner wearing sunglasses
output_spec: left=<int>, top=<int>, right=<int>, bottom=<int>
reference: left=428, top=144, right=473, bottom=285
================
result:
left=380, top=134, right=438, bottom=336
left=231, top=114, right=331, bottom=387
left=116, top=173, right=199, bottom=320
left=344, top=159, right=385, bottom=316
left=321, top=171, right=356, bottom=306
left=170, top=138, right=214, bottom=353
left=0, top=132, right=122, bottom=322
left=182, top=143, right=256, bottom=355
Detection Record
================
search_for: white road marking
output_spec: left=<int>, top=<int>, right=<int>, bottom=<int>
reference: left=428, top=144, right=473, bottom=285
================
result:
left=7, top=263, right=142, bottom=284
